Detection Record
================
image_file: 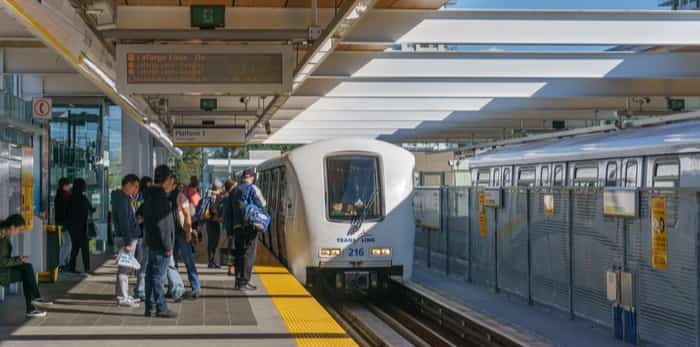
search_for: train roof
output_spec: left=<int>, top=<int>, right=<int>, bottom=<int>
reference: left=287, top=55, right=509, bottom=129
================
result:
left=468, top=119, right=700, bottom=168
left=257, top=138, right=414, bottom=171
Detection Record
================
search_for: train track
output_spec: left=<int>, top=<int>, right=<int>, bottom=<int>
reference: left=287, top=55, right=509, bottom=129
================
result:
left=318, top=278, right=543, bottom=347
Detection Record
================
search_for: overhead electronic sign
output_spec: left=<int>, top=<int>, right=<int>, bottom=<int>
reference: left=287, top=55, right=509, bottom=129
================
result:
left=173, top=127, right=245, bottom=147
left=117, top=44, right=294, bottom=95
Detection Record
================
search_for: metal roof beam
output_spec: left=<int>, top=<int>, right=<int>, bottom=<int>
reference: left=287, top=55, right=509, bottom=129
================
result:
left=344, top=9, right=700, bottom=45
left=102, top=29, right=310, bottom=42
left=314, top=51, right=700, bottom=79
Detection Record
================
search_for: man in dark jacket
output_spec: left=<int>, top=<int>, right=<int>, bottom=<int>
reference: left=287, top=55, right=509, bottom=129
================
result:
left=142, top=165, right=177, bottom=318
left=111, top=174, right=141, bottom=307
left=230, top=169, right=266, bottom=291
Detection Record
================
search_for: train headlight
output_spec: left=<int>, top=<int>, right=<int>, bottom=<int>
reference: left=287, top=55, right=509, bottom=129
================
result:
left=370, top=248, right=391, bottom=257
left=320, top=248, right=341, bottom=257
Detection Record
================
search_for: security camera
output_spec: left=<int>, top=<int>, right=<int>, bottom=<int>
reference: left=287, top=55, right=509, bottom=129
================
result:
left=264, top=120, right=272, bottom=135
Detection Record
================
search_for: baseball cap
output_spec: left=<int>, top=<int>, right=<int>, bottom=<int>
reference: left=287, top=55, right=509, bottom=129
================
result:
left=241, top=168, right=256, bottom=178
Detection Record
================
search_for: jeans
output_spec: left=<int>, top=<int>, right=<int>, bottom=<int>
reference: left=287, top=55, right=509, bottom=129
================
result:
left=115, top=238, right=138, bottom=301
left=166, top=255, right=185, bottom=299
left=134, top=239, right=147, bottom=299
left=9, top=263, right=41, bottom=313
left=174, top=231, right=200, bottom=293
left=234, top=229, right=257, bottom=286
left=145, top=250, right=169, bottom=314
left=68, top=229, right=90, bottom=273
left=206, top=221, right=221, bottom=264
left=59, top=229, right=72, bottom=268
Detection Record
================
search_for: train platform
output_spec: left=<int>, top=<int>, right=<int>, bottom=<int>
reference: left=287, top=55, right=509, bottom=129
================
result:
left=411, top=263, right=627, bottom=347
left=0, top=244, right=355, bottom=347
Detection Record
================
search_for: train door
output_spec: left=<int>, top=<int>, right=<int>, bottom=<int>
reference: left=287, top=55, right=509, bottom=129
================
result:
left=259, top=171, right=271, bottom=248
left=276, top=166, right=288, bottom=265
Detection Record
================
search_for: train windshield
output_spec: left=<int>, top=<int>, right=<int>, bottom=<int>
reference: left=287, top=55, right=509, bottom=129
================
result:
left=326, top=155, right=382, bottom=221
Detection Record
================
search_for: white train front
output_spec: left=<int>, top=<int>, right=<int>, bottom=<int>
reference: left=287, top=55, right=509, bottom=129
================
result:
left=256, top=138, right=416, bottom=292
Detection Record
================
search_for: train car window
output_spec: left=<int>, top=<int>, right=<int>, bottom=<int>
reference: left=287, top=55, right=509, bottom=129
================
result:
left=518, top=167, right=536, bottom=187
left=540, top=166, right=550, bottom=186
left=553, top=165, right=564, bottom=186
left=573, top=166, right=598, bottom=187
left=625, top=161, right=638, bottom=188
left=605, top=162, right=618, bottom=187
left=503, top=168, right=512, bottom=187
left=653, top=161, right=680, bottom=188
left=477, top=169, right=490, bottom=187
left=326, top=156, right=383, bottom=221
left=493, top=168, right=501, bottom=187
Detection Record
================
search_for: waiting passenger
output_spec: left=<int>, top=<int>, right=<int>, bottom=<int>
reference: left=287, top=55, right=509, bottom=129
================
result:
left=142, top=165, right=178, bottom=318
left=344, top=204, right=357, bottom=217
left=204, top=181, right=224, bottom=269
left=54, top=177, right=72, bottom=271
left=111, top=174, right=141, bottom=307
left=221, top=178, right=237, bottom=276
left=67, top=178, right=94, bottom=275
left=230, top=169, right=267, bottom=291
left=132, top=176, right=152, bottom=301
left=0, top=214, right=53, bottom=317
left=171, top=184, right=201, bottom=299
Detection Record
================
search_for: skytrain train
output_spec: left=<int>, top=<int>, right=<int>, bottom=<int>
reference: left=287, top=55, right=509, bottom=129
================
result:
left=256, top=138, right=416, bottom=292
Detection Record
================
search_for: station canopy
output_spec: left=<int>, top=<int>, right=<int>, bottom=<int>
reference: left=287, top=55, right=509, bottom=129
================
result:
left=3, top=0, right=700, bottom=146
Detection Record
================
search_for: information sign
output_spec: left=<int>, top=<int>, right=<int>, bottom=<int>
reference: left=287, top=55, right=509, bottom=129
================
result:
left=479, top=192, right=487, bottom=237
left=544, top=194, right=554, bottom=217
left=21, top=146, right=33, bottom=230
left=117, top=44, right=293, bottom=95
left=173, top=127, right=245, bottom=147
left=651, top=196, right=668, bottom=271
left=603, top=188, right=638, bottom=218
left=32, top=97, right=52, bottom=120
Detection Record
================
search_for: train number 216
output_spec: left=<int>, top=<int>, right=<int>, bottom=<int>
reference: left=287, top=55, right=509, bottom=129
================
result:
left=348, top=248, right=365, bottom=257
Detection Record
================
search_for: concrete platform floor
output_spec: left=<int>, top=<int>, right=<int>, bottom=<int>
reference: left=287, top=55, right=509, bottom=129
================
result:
left=0, top=241, right=296, bottom=347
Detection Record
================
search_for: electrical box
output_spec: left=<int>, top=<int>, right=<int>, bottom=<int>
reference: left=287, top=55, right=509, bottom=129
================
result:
left=668, top=98, right=685, bottom=112
left=191, top=6, right=225, bottom=29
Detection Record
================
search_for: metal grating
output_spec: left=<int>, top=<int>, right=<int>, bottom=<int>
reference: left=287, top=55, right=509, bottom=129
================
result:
left=572, top=190, right=622, bottom=327
left=471, top=189, right=496, bottom=288
left=496, top=189, right=529, bottom=299
left=530, top=189, right=571, bottom=311
left=447, top=187, right=470, bottom=278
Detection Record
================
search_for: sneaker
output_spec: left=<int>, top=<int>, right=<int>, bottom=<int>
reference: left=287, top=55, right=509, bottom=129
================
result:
left=155, top=310, right=178, bottom=318
left=128, top=296, right=141, bottom=303
left=117, top=299, right=140, bottom=308
left=26, top=309, right=47, bottom=318
left=191, top=291, right=200, bottom=300
left=236, top=283, right=257, bottom=291
left=31, top=298, right=54, bottom=307
left=173, top=295, right=184, bottom=303
left=207, top=263, right=215, bottom=269
left=212, top=263, right=222, bottom=269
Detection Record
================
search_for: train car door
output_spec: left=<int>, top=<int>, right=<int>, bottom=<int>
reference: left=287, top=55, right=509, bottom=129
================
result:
left=276, top=166, right=288, bottom=265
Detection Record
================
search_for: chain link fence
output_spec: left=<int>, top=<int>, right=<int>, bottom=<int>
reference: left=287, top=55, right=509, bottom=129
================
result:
left=414, top=186, right=700, bottom=346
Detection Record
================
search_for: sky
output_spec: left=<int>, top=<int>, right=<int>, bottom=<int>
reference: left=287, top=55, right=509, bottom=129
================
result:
left=452, top=0, right=669, bottom=10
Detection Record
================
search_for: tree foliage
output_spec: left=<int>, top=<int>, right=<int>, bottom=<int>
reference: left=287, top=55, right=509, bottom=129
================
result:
left=174, top=148, right=202, bottom=183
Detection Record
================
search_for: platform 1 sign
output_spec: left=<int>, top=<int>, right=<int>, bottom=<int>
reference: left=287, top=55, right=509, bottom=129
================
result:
left=117, top=44, right=293, bottom=95
left=173, top=128, right=245, bottom=147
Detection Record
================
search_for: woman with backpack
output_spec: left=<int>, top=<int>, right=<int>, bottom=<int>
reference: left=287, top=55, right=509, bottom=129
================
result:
left=204, top=181, right=224, bottom=268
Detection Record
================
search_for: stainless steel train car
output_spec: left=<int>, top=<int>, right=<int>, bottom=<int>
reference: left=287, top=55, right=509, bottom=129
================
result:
left=256, top=138, right=416, bottom=292
left=466, top=118, right=700, bottom=189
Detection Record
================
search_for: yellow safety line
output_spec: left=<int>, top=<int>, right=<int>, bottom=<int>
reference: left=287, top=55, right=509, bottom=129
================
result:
left=255, top=246, right=358, bottom=347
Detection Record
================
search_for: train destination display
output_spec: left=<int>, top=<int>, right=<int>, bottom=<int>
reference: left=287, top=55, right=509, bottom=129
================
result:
left=126, top=53, right=282, bottom=84
left=117, top=44, right=293, bottom=94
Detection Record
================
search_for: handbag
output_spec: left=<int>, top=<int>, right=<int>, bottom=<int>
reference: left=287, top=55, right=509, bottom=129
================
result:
left=117, top=250, right=141, bottom=270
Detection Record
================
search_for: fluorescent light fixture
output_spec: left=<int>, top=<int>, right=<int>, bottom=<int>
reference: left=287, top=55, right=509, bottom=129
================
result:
left=309, top=51, right=327, bottom=64
left=293, top=74, right=307, bottom=83
left=149, top=122, right=173, bottom=147
left=82, top=57, right=116, bottom=90
left=300, top=63, right=316, bottom=75
left=318, top=39, right=333, bottom=53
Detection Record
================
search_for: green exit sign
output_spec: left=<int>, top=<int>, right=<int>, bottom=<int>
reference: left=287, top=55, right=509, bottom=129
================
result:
left=200, top=98, right=217, bottom=111
left=190, top=6, right=225, bottom=29
left=668, top=98, right=685, bottom=112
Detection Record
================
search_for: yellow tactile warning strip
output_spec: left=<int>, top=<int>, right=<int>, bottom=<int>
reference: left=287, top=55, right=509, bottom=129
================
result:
left=255, top=245, right=358, bottom=347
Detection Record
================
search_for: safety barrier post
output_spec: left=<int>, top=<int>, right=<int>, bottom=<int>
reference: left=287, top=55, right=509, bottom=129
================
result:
left=568, top=188, right=575, bottom=320
left=467, top=187, right=473, bottom=283
left=443, top=187, right=450, bottom=276
left=494, top=201, right=499, bottom=294
left=526, top=188, right=533, bottom=305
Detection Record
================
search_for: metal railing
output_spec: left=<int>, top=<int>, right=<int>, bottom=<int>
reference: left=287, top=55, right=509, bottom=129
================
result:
left=414, top=186, right=700, bottom=346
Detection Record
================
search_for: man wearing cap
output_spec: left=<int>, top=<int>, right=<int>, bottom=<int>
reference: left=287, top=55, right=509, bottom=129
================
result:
left=141, top=165, right=178, bottom=318
left=204, top=181, right=224, bottom=268
left=230, top=169, right=267, bottom=291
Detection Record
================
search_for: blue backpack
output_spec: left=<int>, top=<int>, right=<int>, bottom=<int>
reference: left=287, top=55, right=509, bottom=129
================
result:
left=240, top=184, right=271, bottom=234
